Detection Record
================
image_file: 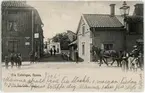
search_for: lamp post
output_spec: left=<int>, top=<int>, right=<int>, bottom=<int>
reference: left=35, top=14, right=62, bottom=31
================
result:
left=120, top=1, right=130, bottom=17
left=120, top=1, right=130, bottom=51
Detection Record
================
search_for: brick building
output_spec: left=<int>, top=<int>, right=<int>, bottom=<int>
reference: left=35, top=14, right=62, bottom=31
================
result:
left=2, top=1, right=44, bottom=61
left=124, top=4, right=143, bottom=52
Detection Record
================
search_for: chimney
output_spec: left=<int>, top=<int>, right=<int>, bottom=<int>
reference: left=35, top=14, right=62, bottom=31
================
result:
left=110, top=4, right=116, bottom=16
left=133, top=3, right=143, bottom=16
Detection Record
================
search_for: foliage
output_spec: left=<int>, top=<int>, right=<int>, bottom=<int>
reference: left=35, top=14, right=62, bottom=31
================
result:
left=52, top=32, right=71, bottom=50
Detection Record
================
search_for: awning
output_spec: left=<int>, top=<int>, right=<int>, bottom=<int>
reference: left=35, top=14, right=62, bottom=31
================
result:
left=69, top=40, right=77, bottom=46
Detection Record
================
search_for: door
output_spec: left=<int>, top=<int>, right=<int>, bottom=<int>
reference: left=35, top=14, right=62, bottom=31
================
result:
left=8, top=40, right=18, bottom=53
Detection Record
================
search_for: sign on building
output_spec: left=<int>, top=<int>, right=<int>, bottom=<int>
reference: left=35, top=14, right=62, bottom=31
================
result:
left=25, top=42, right=30, bottom=45
left=34, top=33, right=39, bottom=38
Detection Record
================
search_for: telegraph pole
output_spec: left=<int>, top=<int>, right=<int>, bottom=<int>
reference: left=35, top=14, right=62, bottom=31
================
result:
left=32, top=9, right=34, bottom=53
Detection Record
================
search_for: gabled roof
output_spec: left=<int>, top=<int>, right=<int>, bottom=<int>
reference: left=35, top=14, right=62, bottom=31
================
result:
left=83, top=14, right=123, bottom=28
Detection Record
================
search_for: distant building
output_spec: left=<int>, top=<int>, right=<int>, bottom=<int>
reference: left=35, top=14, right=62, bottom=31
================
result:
left=47, top=41, right=61, bottom=54
left=67, top=30, right=76, bottom=42
left=66, top=30, right=77, bottom=61
left=2, top=1, right=44, bottom=60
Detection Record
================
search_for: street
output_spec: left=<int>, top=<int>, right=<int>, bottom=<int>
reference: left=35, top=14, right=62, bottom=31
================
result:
left=2, top=60, right=143, bottom=92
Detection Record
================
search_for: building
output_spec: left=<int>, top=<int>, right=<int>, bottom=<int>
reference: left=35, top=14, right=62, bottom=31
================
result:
left=2, top=1, right=44, bottom=61
left=76, top=4, right=125, bottom=62
left=75, top=3, right=143, bottom=62
left=124, top=4, right=143, bottom=52
left=67, top=30, right=77, bottom=42
left=47, top=41, right=61, bottom=54
left=67, top=30, right=77, bottom=61
left=69, top=40, right=77, bottom=61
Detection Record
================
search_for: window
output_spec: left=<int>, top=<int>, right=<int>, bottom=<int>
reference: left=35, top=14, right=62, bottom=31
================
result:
left=8, top=11, right=18, bottom=14
left=7, top=21, right=17, bottom=31
left=82, top=25, right=85, bottom=36
left=8, top=41, right=18, bottom=53
left=82, top=42, right=85, bottom=55
left=104, top=44, right=113, bottom=50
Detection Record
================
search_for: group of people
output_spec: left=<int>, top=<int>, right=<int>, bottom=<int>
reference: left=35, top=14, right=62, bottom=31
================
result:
left=116, top=50, right=143, bottom=72
left=50, top=48, right=57, bottom=56
left=29, top=51, right=39, bottom=63
left=4, top=53, right=22, bottom=69
left=92, top=45, right=143, bottom=72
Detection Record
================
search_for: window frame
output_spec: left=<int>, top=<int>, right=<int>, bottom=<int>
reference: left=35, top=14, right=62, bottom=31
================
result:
left=82, top=25, right=85, bottom=36
left=82, top=42, right=85, bottom=55
left=103, top=43, right=113, bottom=50
left=7, top=21, right=18, bottom=31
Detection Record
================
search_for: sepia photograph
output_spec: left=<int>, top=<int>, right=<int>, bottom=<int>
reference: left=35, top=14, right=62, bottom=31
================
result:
left=1, top=0, right=144, bottom=92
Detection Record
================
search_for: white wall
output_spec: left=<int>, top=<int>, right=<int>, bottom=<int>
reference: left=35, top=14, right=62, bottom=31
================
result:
left=77, top=17, right=92, bottom=62
left=47, top=42, right=61, bottom=54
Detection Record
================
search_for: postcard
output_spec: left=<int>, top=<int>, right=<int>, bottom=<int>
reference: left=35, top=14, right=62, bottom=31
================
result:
left=1, top=0, right=144, bottom=92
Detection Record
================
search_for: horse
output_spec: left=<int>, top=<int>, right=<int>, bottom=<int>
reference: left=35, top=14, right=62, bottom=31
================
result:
left=92, top=46, right=119, bottom=66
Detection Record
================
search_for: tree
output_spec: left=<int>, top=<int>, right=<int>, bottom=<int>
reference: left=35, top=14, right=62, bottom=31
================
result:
left=52, top=32, right=71, bottom=50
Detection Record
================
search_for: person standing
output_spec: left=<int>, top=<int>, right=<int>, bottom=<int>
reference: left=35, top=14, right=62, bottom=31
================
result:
left=122, top=50, right=129, bottom=71
left=54, top=49, right=56, bottom=56
left=4, top=55, right=9, bottom=69
left=10, top=53, right=14, bottom=68
left=75, top=50, right=79, bottom=63
left=34, top=52, right=38, bottom=62
left=18, top=53, right=22, bottom=68
left=29, top=51, right=34, bottom=63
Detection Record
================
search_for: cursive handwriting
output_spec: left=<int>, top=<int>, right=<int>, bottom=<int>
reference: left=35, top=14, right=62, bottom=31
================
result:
left=2, top=72, right=143, bottom=92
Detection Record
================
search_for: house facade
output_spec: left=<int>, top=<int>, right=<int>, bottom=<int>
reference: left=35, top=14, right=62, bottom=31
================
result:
left=124, top=4, right=143, bottom=52
left=76, top=4, right=125, bottom=62
left=2, top=1, right=44, bottom=61
left=76, top=3, right=143, bottom=62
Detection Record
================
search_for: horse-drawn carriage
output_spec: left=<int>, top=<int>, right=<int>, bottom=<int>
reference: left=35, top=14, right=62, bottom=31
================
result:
left=92, top=39, right=143, bottom=71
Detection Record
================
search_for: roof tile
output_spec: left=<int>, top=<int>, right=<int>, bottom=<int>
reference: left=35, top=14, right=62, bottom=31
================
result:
left=83, top=14, right=123, bottom=28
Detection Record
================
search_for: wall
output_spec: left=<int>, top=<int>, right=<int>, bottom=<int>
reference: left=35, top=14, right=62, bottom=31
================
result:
left=47, top=42, right=61, bottom=54
left=77, top=17, right=92, bottom=62
left=2, top=10, right=33, bottom=60
left=92, top=29, right=124, bottom=50
left=126, top=34, right=143, bottom=52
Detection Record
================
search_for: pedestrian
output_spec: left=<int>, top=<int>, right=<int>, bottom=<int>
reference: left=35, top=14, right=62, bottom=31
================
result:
left=122, top=50, right=129, bottom=72
left=10, top=53, right=14, bottom=68
left=17, top=53, right=22, bottom=68
left=34, top=52, right=38, bottom=62
left=29, top=51, right=34, bottom=63
left=54, top=49, right=56, bottom=56
left=4, top=55, right=9, bottom=69
left=75, top=50, right=79, bottom=63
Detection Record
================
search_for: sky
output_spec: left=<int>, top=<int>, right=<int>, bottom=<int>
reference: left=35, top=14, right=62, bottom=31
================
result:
left=26, top=1, right=143, bottom=41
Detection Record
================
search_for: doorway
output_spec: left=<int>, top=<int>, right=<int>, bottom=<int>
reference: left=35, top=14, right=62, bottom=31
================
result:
left=8, top=40, right=18, bottom=53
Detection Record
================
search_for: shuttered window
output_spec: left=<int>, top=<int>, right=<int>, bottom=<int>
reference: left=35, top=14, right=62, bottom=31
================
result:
left=104, top=44, right=113, bottom=50
left=82, top=25, right=85, bottom=36
left=7, top=21, right=17, bottom=31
